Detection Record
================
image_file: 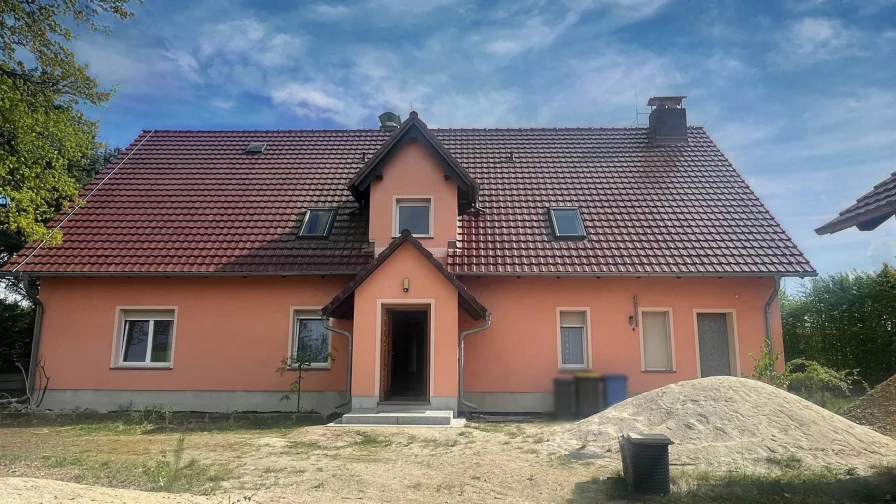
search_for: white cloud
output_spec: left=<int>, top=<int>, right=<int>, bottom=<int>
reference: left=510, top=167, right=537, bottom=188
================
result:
left=197, top=19, right=303, bottom=68
left=774, top=17, right=859, bottom=64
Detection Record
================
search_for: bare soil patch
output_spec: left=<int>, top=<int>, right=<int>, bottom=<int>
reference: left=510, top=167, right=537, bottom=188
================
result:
left=554, top=376, right=896, bottom=473
left=0, top=421, right=598, bottom=503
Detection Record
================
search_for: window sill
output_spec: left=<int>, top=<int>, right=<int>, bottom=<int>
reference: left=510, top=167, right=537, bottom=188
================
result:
left=557, top=367, right=591, bottom=373
left=392, top=234, right=433, bottom=239
left=111, top=364, right=173, bottom=370
left=287, top=366, right=331, bottom=372
left=641, top=369, right=676, bottom=373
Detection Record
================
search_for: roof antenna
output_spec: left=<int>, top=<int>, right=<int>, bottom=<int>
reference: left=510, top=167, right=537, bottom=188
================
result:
left=632, top=86, right=650, bottom=127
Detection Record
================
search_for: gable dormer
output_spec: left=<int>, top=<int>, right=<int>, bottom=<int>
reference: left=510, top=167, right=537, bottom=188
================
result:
left=348, top=112, right=479, bottom=259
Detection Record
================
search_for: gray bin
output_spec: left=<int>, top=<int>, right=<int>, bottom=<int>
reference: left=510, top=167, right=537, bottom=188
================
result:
left=618, top=433, right=674, bottom=495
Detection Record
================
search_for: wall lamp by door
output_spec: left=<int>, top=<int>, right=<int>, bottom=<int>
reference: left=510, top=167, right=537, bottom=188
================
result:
left=402, top=277, right=410, bottom=293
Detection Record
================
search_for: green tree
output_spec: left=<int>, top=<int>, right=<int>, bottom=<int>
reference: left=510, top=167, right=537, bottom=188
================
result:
left=782, top=262, right=896, bottom=387
left=0, top=0, right=136, bottom=244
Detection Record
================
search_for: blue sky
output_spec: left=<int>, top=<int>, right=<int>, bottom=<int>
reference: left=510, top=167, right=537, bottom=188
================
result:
left=76, top=0, right=896, bottom=277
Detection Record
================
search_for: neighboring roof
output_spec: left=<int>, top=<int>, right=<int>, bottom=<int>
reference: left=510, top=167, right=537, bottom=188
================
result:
left=347, top=111, right=479, bottom=208
left=815, top=171, right=896, bottom=235
left=321, top=230, right=488, bottom=320
left=5, top=122, right=815, bottom=276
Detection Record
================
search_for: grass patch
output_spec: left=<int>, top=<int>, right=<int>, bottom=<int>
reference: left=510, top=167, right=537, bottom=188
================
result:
left=2, top=435, right=231, bottom=494
left=354, top=431, right=392, bottom=449
left=0, top=411, right=325, bottom=435
left=587, top=465, right=896, bottom=503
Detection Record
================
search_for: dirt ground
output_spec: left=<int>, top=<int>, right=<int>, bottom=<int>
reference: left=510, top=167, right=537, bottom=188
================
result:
left=556, top=377, right=896, bottom=473
left=0, top=422, right=609, bottom=504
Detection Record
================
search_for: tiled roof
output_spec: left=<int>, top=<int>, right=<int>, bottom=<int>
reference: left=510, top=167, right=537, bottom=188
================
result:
left=815, top=171, right=896, bottom=235
left=322, top=230, right=488, bottom=320
left=5, top=125, right=815, bottom=276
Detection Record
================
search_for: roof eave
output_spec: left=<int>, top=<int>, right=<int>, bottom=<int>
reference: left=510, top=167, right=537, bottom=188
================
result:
left=815, top=206, right=896, bottom=235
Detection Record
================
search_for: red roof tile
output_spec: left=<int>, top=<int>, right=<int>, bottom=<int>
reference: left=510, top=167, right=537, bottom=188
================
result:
left=5, top=125, right=815, bottom=276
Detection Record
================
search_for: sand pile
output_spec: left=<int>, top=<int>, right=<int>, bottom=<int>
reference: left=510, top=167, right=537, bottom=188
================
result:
left=844, top=374, right=896, bottom=438
left=554, top=376, right=896, bottom=472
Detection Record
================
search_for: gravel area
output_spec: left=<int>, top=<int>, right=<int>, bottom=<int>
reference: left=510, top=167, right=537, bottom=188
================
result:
left=554, top=376, right=896, bottom=472
left=844, top=374, right=896, bottom=438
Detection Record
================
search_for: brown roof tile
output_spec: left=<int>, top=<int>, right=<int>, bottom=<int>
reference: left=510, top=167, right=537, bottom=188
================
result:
left=5, top=125, right=815, bottom=276
left=815, top=171, right=896, bottom=234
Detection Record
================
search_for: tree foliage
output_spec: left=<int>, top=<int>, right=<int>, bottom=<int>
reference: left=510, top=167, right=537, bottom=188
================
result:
left=782, top=263, right=896, bottom=387
left=0, top=0, right=136, bottom=243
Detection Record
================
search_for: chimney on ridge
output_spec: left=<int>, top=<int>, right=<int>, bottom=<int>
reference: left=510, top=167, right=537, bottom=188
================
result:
left=378, top=112, right=401, bottom=132
left=647, top=96, right=687, bottom=145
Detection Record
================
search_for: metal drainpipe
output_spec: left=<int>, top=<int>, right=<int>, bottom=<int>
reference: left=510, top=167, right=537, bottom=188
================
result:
left=764, top=277, right=781, bottom=351
left=458, top=313, right=492, bottom=413
left=21, top=274, right=44, bottom=399
left=322, top=316, right=353, bottom=411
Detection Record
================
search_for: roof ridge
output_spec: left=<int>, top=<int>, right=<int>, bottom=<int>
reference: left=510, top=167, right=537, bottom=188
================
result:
left=140, top=126, right=707, bottom=134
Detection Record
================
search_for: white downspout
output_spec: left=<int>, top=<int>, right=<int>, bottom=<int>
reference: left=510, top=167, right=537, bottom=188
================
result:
left=322, top=317, right=353, bottom=412
left=458, top=313, right=491, bottom=413
left=764, top=277, right=781, bottom=350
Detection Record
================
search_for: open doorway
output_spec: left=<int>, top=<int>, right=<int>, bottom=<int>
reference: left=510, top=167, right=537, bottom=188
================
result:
left=381, top=308, right=429, bottom=402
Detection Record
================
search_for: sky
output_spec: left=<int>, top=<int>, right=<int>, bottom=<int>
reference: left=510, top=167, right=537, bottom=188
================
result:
left=75, top=0, right=896, bottom=278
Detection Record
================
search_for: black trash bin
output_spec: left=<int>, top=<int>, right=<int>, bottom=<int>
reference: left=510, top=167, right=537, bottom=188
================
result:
left=553, top=377, right=575, bottom=420
left=574, top=373, right=605, bottom=418
left=618, top=433, right=674, bottom=495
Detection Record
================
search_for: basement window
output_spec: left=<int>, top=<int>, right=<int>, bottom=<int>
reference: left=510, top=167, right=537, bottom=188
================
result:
left=299, top=209, right=337, bottom=238
left=549, top=207, right=586, bottom=239
left=115, top=309, right=176, bottom=367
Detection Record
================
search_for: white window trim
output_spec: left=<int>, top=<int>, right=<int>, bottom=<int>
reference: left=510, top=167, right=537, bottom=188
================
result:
left=693, top=309, right=740, bottom=377
left=639, top=307, right=676, bottom=372
left=110, top=307, right=178, bottom=369
left=556, top=307, right=591, bottom=370
left=288, top=307, right=332, bottom=370
left=549, top=207, right=587, bottom=239
left=298, top=208, right=337, bottom=238
left=393, top=195, right=434, bottom=238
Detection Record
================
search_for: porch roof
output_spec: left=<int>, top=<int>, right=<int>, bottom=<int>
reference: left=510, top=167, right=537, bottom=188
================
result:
left=321, top=230, right=488, bottom=320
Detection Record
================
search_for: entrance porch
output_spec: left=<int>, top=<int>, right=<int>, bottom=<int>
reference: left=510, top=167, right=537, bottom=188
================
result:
left=321, top=231, right=489, bottom=417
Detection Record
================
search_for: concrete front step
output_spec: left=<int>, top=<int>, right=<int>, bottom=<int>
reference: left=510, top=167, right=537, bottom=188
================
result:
left=376, top=402, right=433, bottom=413
left=342, top=410, right=454, bottom=426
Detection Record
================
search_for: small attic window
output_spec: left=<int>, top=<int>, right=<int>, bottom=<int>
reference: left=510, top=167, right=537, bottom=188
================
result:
left=245, top=142, right=267, bottom=154
left=299, top=208, right=337, bottom=238
left=549, top=207, right=586, bottom=239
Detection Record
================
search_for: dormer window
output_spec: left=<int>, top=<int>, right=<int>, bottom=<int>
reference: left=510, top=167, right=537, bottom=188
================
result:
left=299, top=208, right=336, bottom=238
left=395, top=197, right=432, bottom=237
left=549, top=207, right=586, bottom=239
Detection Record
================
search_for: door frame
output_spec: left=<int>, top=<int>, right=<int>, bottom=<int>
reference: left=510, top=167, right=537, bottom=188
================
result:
left=375, top=299, right=434, bottom=402
left=692, top=309, right=740, bottom=377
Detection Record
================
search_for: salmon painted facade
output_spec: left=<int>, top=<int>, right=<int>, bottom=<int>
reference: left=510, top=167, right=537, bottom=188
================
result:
left=5, top=101, right=815, bottom=414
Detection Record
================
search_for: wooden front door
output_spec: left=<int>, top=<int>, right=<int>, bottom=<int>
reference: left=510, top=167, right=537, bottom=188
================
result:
left=380, top=309, right=392, bottom=400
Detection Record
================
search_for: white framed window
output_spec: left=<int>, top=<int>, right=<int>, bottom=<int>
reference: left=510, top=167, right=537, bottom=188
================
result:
left=558, top=310, right=589, bottom=369
left=394, top=197, right=432, bottom=237
left=640, top=309, right=675, bottom=371
left=291, top=310, right=332, bottom=368
left=114, top=309, right=176, bottom=368
left=549, top=207, right=586, bottom=239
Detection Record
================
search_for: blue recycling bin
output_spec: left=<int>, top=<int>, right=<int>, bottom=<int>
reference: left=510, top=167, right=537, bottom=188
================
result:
left=603, top=374, right=628, bottom=407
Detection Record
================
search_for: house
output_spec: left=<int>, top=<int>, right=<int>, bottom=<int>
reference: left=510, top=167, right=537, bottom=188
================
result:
left=815, top=170, right=896, bottom=234
left=4, top=98, right=815, bottom=415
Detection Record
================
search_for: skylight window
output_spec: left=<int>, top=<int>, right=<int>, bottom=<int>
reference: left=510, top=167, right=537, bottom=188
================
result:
left=549, top=207, right=586, bottom=239
left=299, top=209, right=337, bottom=238
left=245, top=142, right=267, bottom=154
